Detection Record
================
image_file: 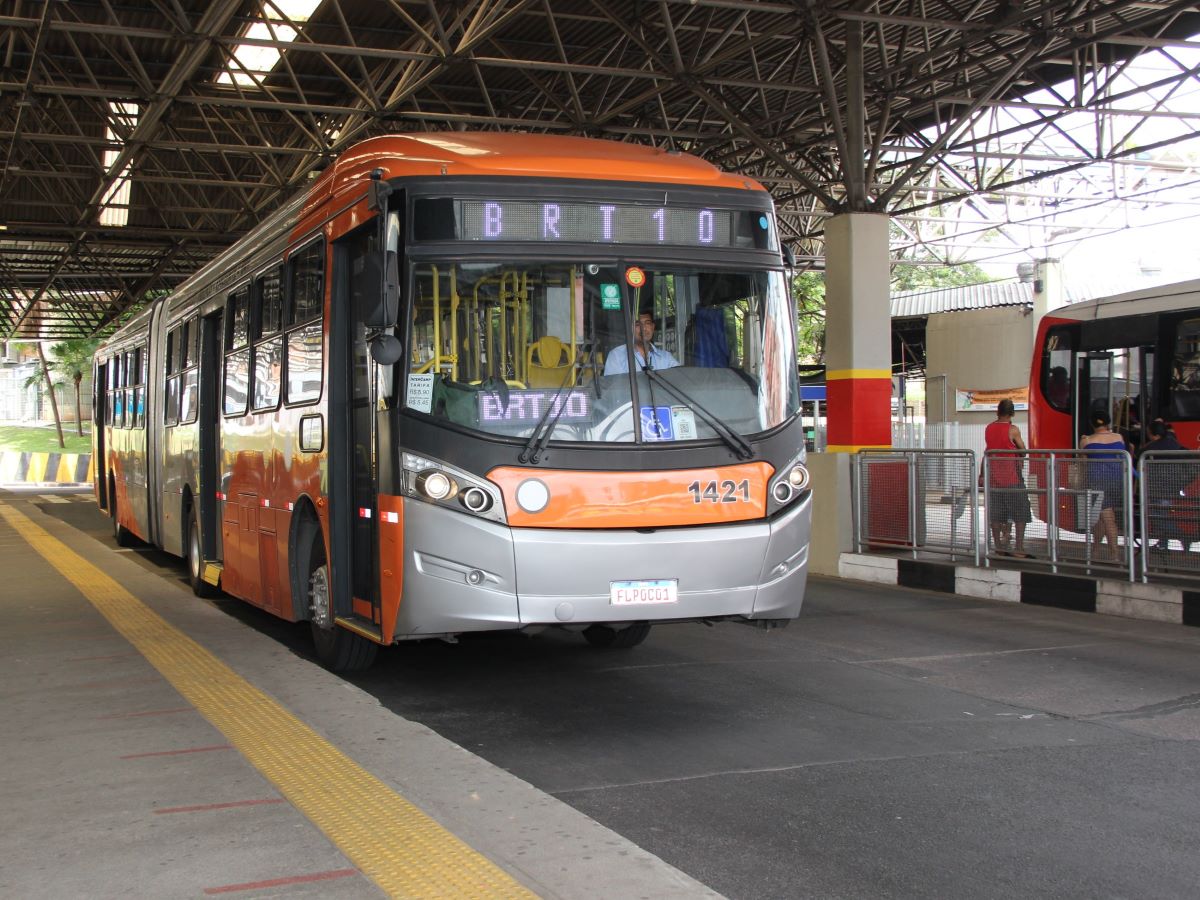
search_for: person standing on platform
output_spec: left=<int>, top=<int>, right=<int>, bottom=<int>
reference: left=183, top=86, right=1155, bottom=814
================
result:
left=1079, top=409, right=1129, bottom=561
left=985, top=398, right=1032, bottom=557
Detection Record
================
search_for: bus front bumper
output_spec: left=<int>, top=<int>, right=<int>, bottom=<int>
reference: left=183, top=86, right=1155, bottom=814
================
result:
left=394, top=491, right=810, bottom=638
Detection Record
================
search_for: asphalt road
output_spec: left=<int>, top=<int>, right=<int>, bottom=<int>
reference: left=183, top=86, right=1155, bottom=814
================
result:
left=32, top=487, right=1200, bottom=899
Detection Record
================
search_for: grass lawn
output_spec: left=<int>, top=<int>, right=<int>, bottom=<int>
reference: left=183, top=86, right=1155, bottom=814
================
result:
left=0, top=424, right=93, bottom=455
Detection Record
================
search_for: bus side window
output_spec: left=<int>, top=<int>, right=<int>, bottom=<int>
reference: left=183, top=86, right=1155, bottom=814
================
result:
left=224, top=287, right=251, bottom=416
left=134, top=344, right=147, bottom=429
left=180, top=316, right=200, bottom=424
left=1169, top=317, right=1200, bottom=419
left=1042, top=328, right=1073, bottom=412
left=253, top=266, right=283, bottom=411
left=165, top=326, right=180, bottom=426
left=285, top=241, right=324, bottom=405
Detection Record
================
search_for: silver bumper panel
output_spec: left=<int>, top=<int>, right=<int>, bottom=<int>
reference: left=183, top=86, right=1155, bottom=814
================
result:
left=395, top=491, right=811, bottom=638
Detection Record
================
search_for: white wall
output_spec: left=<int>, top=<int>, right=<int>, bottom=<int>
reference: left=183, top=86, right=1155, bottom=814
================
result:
left=925, top=306, right=1032, bottom=427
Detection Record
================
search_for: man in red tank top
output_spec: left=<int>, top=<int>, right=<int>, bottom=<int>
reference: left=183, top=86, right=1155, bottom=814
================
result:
left=985, top=398, right=1031, bottom=557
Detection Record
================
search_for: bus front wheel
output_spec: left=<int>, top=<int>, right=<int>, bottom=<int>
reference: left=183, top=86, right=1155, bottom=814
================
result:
left=307, top=551, right=377, bottom=672
left=583, top=622, right=651, bottom=649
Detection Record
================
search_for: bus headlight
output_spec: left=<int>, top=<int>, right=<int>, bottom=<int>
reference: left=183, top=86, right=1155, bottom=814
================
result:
left=403, top=452, right=505, bottom=523
left=768, top=454, right=810, bottom=516
left=416, top=470, right=455, bottom=501
left=460, top=486, right=492, bottom=513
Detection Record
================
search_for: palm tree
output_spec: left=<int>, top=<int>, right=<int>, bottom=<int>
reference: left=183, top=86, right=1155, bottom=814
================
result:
left=47, top=338, right=99, bottom=437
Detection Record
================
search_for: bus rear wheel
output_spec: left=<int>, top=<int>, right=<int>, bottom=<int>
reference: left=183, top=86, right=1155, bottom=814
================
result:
left=583, top=622, right=652, bottom=649
left=111, top=494, right=134, bottom=548
left=307, top=553, right=377, bottom=672
left=186, top=509, right=218, bottom=598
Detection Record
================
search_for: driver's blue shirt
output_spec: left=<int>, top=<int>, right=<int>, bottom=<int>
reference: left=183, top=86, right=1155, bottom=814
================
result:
left=603, top=343, right=680, bottom=375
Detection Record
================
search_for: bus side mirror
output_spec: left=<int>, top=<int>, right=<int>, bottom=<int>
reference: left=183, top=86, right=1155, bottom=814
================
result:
left=781, top=244, right=796, bottom=269
left=369, top=333, right=403, bottom=366
left=383, top=249, right=400, bottom=325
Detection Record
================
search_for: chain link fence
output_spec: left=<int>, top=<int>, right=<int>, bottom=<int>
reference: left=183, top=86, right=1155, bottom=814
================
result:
left=852, top=449, right=978, bottom=563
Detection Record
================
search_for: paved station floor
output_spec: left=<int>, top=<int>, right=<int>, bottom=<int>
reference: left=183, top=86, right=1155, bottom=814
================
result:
left=6, top=486, right=1200, bottom=899
left=0, top=488, right=710, bottom=899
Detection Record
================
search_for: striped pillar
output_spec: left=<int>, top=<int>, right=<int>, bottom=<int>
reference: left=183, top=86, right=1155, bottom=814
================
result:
left=823, top=212, right=892, bottom=452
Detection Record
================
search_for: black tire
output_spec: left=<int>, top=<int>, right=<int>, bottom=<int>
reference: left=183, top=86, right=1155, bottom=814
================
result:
left=111, top=493, right=134, bottom=548
left=186, top=507, right=218, bottom=598
left=306, top=544, right=378, bottom=672
left=583, top=622, right=652, bottom=649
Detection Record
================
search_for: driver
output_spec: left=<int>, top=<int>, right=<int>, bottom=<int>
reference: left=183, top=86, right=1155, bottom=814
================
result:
left=604, top=309, right=680, bottom=375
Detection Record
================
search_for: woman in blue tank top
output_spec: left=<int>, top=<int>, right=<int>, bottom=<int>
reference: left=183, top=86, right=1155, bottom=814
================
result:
left=1079, top=409, right=1129, bottom=561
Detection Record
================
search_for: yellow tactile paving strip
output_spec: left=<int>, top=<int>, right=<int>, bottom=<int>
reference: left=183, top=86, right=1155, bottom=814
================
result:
left=0, top=500, right=536, bottom=900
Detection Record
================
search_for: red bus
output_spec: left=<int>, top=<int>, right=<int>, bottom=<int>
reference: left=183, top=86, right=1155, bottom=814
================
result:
left=93, top=133, right=812, bottom=670
left=1030, top=279, right=1200, bottom=452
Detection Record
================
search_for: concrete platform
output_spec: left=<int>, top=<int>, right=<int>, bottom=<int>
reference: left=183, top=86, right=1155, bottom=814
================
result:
left=839, top=551, right=1200, bottom=626
left=0, top=489, right=713, bottom=899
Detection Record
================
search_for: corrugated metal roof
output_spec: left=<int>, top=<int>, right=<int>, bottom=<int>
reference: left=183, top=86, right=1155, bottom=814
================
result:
left=891, top=281, right=1033, bottom=317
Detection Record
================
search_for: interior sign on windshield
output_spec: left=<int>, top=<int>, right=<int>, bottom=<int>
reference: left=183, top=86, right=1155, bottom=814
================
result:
left=478, top=389, right=592, bottom=424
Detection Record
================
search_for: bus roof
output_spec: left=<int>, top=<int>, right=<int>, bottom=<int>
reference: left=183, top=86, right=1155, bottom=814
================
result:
left=1051, top=277, right=1200, bottom=321
left=319, top=132, right=766, bottom=199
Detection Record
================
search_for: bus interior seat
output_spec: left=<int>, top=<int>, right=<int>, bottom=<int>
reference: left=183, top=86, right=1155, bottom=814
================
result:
left=526, top=335, right=575, bottom=388
left=684, top=307, right=729, bottom=367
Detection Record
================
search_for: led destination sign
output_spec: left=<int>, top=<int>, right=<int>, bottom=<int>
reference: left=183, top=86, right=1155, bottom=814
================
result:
left=477, top=389, right=592, bottom=425
left=413, top=198, right=776, bottom=250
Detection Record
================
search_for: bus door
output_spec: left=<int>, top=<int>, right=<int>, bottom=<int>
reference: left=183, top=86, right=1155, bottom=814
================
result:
left=1078, top=347, right=1150, bottom=445
left=329, top=224, right=382, bottom=633
left=94, top=361, right=108, bottom=510
left=1076, top=352, right=1114, bottom=440
left=198, top=310, right=223, bottom=566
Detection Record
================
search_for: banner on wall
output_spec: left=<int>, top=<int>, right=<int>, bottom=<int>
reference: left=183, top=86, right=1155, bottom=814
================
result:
left=955, top=386, right=1029, bottom=412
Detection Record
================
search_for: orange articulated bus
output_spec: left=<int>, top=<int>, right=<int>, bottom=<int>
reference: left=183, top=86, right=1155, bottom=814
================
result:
left=93, top=133, right=812, bottom=671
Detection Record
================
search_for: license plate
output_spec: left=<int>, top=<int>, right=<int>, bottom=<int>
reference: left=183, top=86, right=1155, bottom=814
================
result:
left=610, top=579, right=678, bottom=605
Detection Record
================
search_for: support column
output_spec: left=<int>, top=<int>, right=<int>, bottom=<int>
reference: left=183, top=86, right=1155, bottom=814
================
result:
left=1031, top=257, right=1064, bottom=343
left=823, top=212, right=892, bottom=452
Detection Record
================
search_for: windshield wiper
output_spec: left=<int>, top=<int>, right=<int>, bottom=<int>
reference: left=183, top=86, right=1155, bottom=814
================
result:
left=518, top=372, right=578, bottom=465
left=640, top=366, right=755, bottom=460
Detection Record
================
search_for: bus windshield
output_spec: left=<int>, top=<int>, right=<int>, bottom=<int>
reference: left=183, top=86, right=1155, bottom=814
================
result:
left=405, top=261, right=799, bottom=445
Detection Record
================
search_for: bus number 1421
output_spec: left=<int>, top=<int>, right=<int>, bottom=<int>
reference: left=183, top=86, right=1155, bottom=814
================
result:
left=688, top=479, right=750, bottom=504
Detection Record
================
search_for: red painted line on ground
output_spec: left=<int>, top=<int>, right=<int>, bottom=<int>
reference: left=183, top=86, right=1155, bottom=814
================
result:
left=68, top=653, right=135, bottom=662
left=154, top=798, right=286, bottom=815
left=203, top=869, right=358, bottom=894
left=77, top=676, right=161, bottom=689
left=97, top=707, right=194, bottom=720
left=120, top=744, right=232, bottom=760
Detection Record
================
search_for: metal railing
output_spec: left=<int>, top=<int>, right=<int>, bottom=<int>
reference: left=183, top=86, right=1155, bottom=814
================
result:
left=1139, top=450, right=1200, bottom=582
left=852, top=449, right=979, bottom=564
left=850, top=447, right=1200, bottom=584
left=984, top=448, right=1135, bottom=581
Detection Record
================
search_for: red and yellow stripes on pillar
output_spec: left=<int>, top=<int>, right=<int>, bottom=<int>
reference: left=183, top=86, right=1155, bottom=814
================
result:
left=825, top=368, right=892, bottom=453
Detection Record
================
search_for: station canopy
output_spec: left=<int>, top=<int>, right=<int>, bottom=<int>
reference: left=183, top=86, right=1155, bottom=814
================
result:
left=1, top=1, right=1198, bottom=338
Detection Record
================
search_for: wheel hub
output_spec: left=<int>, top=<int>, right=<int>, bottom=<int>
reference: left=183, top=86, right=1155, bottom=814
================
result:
left=309, top=565, right=332, bottom=628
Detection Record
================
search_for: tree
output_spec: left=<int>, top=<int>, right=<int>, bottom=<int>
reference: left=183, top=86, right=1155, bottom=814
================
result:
left=890, top=261, right=991, bottom=292
left=19, top=343, right=66, bottom=449
left=793, top=270, right=826, bottom=365
left=16, top=338, right=98, bottom=445
left=47, top=338, right=100, bottom=437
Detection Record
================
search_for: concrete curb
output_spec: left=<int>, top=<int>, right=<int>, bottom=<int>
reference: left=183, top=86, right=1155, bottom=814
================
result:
left=839, top=551, right=1200, bottom=628
left=0, top=451, right=93, bottom=484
